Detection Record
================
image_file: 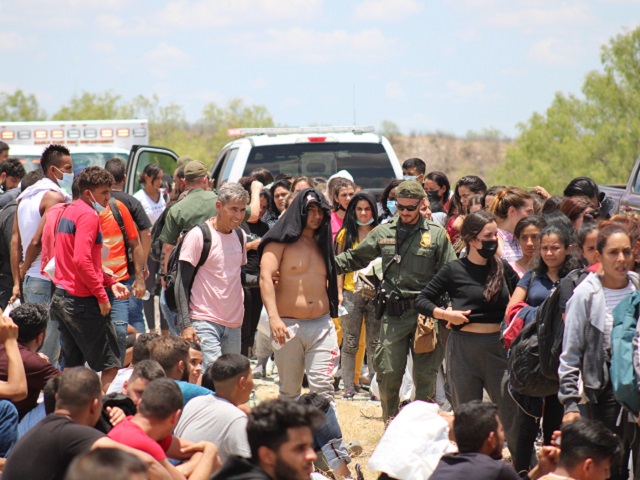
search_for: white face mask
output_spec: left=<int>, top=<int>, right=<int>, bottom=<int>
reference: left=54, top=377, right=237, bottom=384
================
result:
left=54, top=166, right=73, bottom=196
left=90, top=192, right=107, bottom=214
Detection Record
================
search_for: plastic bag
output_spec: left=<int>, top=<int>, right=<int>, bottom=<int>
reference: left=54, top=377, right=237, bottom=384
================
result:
left=369, top=355, right=415, bottom=403
left=368, top=401, right=454, bottom=480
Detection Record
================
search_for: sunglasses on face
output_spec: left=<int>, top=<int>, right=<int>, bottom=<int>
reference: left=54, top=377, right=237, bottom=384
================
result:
left=395, top=201, right=421, bottom=212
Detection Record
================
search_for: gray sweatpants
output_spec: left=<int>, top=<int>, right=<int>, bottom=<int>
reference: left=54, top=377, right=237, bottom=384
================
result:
left=274, top=314, right=340, bottom=401
left=446, top=330, right=520, bottom=461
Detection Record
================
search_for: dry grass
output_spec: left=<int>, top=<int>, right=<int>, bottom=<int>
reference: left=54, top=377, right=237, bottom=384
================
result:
left=253, top=376, right=385, bottom=479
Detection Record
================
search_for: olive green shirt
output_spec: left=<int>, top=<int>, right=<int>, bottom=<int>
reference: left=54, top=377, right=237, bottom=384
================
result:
left=158, top=188, right=219, bottom=246
left=335, top=216, right=456, bottom=298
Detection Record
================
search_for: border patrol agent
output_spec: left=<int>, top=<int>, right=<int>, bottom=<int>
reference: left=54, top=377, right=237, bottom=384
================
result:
left=335, top=180, right=456, bottom=421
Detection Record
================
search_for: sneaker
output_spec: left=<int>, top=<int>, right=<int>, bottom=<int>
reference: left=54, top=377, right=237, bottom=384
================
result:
left=253, top=364, right=265, bottom=379
left=343, top=389, right=357, bottom=399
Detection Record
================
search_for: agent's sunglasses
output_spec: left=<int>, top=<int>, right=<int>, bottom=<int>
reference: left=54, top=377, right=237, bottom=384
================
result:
left=395, top=201, right=421, bottom=212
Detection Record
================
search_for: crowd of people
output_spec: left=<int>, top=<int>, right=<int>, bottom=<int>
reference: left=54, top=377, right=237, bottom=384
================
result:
left=0, top=139, right=638, bottom=480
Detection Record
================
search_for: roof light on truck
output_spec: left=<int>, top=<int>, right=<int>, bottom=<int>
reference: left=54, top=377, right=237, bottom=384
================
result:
left=34, top=130, right=47, bottom=139
left=1, top=131, right=14, bottom=140
left=101, top=129, right=113, bottom=138
left=67, top=129, right=80, bottom=139
left=133, top=128, right=147, bottom=137
left=227, top=126, right=375, bottom=137
left=116, top=128, right=129, bottom=137
left=17, top=131, right=30, bottom=140
left=51, top=130, right=64, bottom=139
left=84, top=129, right=97, bottom=138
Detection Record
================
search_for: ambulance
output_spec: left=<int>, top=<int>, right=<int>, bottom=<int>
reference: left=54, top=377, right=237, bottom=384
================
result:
left=0, top=120, right=179, bottom=195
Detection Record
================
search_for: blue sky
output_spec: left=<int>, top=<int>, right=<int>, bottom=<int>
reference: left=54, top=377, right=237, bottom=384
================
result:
left=2, top=0, right=639, bottom=137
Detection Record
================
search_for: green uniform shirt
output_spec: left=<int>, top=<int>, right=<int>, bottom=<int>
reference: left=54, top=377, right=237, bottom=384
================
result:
left=335, top=216, right=456, bottom=298
left=158, top=188, right=219, bottom=246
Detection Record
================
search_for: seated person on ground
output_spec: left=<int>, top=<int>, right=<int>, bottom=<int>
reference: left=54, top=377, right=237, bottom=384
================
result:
left=537, top=418, right=622, bottom=480
left=211, top=397, right=323, bottom=480
left=107, top=332, right=160, bottom=395
left=65, top=448, right=148, bottom=480
left=0, top=314, right=26, bottom=458
left=148, top=336, right=212, bottom=405
left=3, top=367, right=165, bottom=480
left=107, top=377, right=220, bottom=480
left=175, top=353, right=253, bottom=463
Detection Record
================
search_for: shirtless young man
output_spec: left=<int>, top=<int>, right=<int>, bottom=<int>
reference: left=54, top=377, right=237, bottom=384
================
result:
left=259, top=189, right=340, bottom=401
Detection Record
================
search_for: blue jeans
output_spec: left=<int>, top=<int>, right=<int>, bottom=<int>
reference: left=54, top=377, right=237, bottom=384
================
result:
left=0, top=400, right=18, bottom=457
left=193, top=320, right=241, bottom=371
left=128, top=294, right=146, bottom=334
left=24, top=275, right=60, bottom=368
left=109, top=277, right=133, bottom=363
left=159, top=288, right=179, bottom=336
left=314, top=405, right=351, bottom=471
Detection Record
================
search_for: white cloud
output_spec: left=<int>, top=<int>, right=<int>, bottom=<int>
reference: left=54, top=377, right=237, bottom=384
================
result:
left=234, top=28, right=397, bottom=64
left=0, top=32, right=36, bottom=51
left=487, top=3, right=592, bottom=29
left=529, top=37, right=583, bottom=66
left=154, top=0, right=323, bottom=29
left=144, top=42, right=192, bottom=77
left=354, top=0, right=423, bottom=21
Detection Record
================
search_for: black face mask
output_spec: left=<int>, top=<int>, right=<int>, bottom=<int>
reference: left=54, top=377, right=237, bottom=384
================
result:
left=477, top=240, right=498, bottom=259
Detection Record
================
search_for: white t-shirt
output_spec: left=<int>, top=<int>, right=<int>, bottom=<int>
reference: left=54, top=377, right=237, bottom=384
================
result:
left=174, top=394, right=250, bottom=463
left=134, top=189, right=166, bottom=226
left=603, top=281, right=636, bottom=349
left=179, top=223, right=247, bottom=328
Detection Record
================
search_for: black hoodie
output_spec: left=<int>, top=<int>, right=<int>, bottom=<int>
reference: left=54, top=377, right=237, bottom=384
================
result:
left=210, top=456, right=272, bottom=480
left=258, top=187, right=339, bottom=318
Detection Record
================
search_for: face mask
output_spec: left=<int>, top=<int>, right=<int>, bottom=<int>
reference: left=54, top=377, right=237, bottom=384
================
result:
left=356, top=217, right=374, bottom=226
left=477, top=240, right=498, bottom=259
left=54, top=167, right=73, bottom=196
left=386, top=200, right=397, bottom=215
left=90, top=192, right=107, bottom=214
left=403, top=175, right=417, bottom=181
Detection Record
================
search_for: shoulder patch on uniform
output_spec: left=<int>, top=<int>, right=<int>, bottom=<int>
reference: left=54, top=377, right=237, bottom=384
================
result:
left=378, top=238, right=396, bottom=245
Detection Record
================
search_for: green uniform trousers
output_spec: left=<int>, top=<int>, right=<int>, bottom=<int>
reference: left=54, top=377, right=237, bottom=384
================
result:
left=373, top=307, right=444, bottom=422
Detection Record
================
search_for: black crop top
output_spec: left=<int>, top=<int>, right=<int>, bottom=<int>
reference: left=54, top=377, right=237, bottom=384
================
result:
left=415, top=257, right=518, bottom=330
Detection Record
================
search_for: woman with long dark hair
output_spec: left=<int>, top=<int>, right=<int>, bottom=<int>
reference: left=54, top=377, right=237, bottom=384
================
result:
left=378, top=179, right=401, bottom=224
left=335, top=191, right=380, bottom=399
left=446, top=175, right=487, bottom=247
left=423, top=171, right=451, bottom=211
left=415, top=210, right=521, bottom=463
left=506, top=223, right=583, bottom=472
left=265, top=179, right=291, bottom=227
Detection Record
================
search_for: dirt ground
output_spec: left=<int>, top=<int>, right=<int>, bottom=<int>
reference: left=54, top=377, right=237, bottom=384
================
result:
left=253, top=374, right=385, bottom=480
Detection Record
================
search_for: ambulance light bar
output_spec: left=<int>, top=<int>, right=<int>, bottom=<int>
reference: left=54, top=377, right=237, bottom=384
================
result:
left=227, top=126, right=375, bottom=137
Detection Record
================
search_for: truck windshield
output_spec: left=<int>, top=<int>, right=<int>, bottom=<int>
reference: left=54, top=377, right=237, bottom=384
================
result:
left=242, top=143, right=396, bottom=189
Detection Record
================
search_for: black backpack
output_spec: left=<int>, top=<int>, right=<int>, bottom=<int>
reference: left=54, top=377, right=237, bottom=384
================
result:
left=164, top=223, right=212, bottom=313
left=508, top=317, right=559, bottom=397
left=149, top=206, right=171, bottom=263
left=537, top=268, right=590, bottom=380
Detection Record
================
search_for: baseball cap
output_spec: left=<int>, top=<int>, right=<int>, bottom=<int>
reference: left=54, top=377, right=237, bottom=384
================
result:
left=396, top=180, right=426, bottom=200
left=183, top=160, right=208, bottom=181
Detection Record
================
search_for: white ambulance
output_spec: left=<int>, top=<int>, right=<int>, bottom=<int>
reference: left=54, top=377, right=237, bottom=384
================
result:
left=0, top=120, right=179, bottom=195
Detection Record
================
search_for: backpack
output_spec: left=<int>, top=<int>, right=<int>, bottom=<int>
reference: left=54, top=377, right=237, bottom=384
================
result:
left=108, top=198, right=135, bottom=275
left=610, top=290, right=640, bottom=414
left=164, top=223, right=212, bottom=313
left=508, top=317, right=559, bottom=397
left=149, top=206, right=171, bottom=263
left=164, top=225, right=246, bottom=313
left=537, top=268, right=590, bottom=380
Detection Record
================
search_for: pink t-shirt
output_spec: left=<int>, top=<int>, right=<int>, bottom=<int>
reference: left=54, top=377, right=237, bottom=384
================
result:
left=179, top=223, right=247, bottom=328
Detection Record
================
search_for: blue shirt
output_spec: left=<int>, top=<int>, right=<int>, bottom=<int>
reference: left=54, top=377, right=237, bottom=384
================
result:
left=517, top=270, right=558, bottom=307
left=175, top=380, right=213, bottom=406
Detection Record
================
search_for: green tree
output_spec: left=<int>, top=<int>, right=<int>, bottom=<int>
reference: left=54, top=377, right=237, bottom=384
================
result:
left=497, top=27, right=640, bottom=193
left=0, top=90, right=47, bottom=121
left=52, top=91, right=134, bottom=120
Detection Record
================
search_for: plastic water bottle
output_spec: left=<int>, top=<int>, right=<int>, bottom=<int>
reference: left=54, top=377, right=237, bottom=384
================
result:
left=141, top=290, right=151, bottom=301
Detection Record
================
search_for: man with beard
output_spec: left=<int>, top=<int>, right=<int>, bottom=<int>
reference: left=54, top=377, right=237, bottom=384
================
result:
left=147, top=336, right=212, bottom=406
left=212, top=398, right=323, bottom=480
left=259, top=188, right=340, bottom=402
left=430, top=401, right=520, bottom=480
